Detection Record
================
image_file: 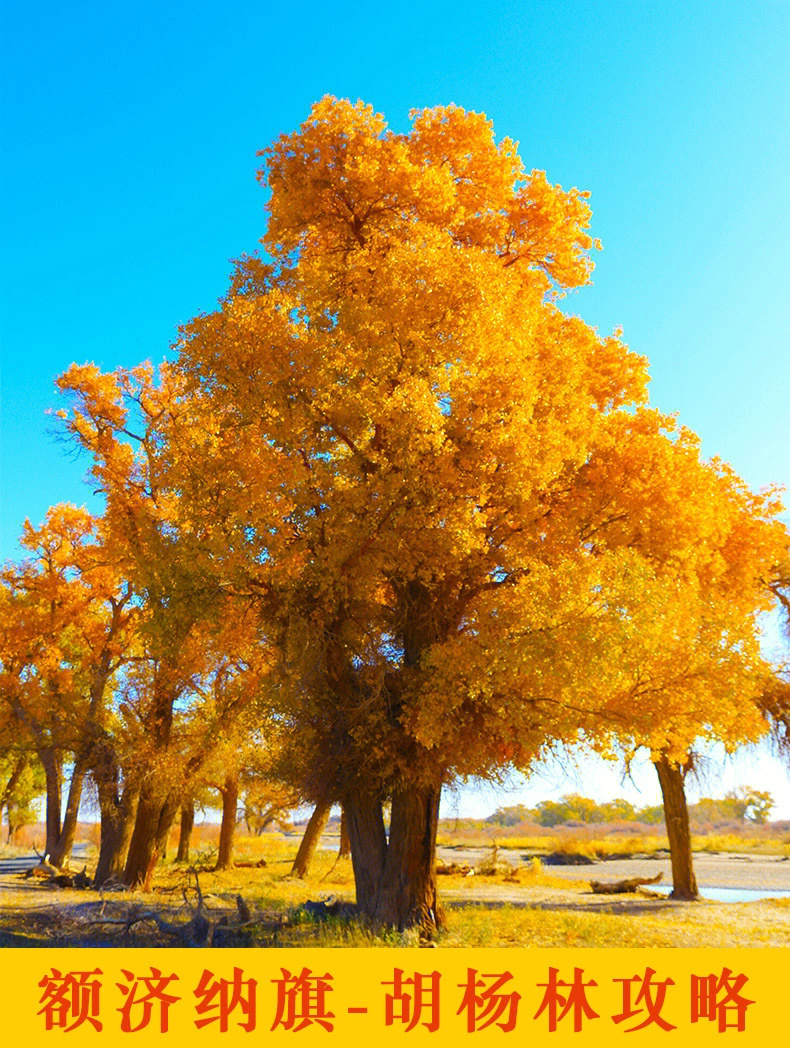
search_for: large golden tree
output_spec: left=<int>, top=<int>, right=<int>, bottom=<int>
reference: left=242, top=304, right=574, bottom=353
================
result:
left=52, top=98, right=784, bottom=927
left=171, top=98, right=660, bottom=929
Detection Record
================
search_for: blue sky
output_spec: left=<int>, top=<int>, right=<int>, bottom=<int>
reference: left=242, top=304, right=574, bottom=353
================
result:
left=2, top=1, right=789, bottom=815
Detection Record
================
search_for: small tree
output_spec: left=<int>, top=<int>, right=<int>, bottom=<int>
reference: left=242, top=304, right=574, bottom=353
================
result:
left=732, top=786, right=774, bottom=824
left=0, top=753, right=44, bottom=844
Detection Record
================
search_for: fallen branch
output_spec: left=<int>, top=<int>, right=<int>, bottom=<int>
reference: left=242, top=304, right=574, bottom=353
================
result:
left=86, top=875, right=258, bottom=946
left=24, top=861, right=92, bottom=889
left=436, top=861, right=474, bottom=876
left=589, top=873, right=662, bottom=894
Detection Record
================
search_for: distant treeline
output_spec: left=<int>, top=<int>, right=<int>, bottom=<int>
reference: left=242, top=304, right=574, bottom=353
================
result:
left=485, top=787, right=775, bottom=828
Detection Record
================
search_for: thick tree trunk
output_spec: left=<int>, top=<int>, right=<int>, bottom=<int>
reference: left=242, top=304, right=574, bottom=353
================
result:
left=39, top=748, right=62, bottom=858
left=343, top=787, right=388, bottom=917
left=215, top=774, right=239, bottom=871
left=123, top=783, right=180, bottom=889
left=373, top=783, right=445, bottom=934
left=122, top=672, right=178, bottom=887
left=94, top=778, right=139, bottom=887
left=338, top=808, right=351, bottom=858
left=49, top=758, right=87, bottom=868
left=123, top=785, right=163, bottom=889
left=291, top=800, right=331, bottom=878
left=176, top=801, right=195, bottom=863
left=655, top=754, right=698, bottom=900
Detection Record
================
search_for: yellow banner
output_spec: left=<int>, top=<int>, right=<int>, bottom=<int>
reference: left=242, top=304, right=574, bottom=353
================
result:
left=3, top=947, right=787, bottom=1045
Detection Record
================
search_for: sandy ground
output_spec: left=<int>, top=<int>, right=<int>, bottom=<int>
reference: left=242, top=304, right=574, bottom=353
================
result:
left=437, top=846, right=790, bottom=891
left=432, top=848, right=790, bottom=947
left=3, top=846, right=790, bottom=946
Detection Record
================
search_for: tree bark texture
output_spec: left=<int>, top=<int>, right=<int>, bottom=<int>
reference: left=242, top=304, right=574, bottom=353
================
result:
left=343, top=783, right=444, bottom=933
left=49, top=757, right=87, bottom=868
left=343, top=787, right=388, bottom=917
left=655, top=754, right=699, bottom=900
left=94, top=778, right=139, bottom=886
left=123, top=782, right=180, bottom=889
left=176, top=801, right=195, bottom=863
left=338, top=808, right=351, bottom=858
left=121, top=674, right=179, bottom=888
left=39, top=748, right=62, bottom=858
left=328, top=584, right=449, bottom=932
left=291, top=800, right=332, bottom=878
left=153, top=790, right=180, bottom=862
left=216, top=774, right=239, bottom=871
left=373, top=784, right=444, bottom=933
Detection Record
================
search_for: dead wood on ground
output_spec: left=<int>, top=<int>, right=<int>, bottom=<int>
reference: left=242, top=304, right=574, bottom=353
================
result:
left=589, top=872, right=663, bottom=894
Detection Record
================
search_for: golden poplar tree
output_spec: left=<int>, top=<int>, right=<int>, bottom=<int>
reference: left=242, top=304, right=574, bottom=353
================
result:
left=50, top=98, right=785, bottom=927
left=173, top=98, right=656, bottom=929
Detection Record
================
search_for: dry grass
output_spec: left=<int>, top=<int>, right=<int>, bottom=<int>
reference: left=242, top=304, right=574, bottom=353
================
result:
left=437, top=825, right=790, bottom=859
left=436, top=898, right=790, bottom=948
left=3, top=829, right=790, bottom=948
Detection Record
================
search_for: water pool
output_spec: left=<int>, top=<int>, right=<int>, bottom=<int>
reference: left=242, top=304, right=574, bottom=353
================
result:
left=647, top=884, right=790, bottom=903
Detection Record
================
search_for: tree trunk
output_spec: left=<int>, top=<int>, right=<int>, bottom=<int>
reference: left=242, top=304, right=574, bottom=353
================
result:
left=123, top=782, right=180, bottom=889
left=338, top=808, right=351, bottom=858
left=39, top=748, right=62, bottom=858
left=655, top=754, right=698, bottom=900
left=291, top=800, right=331, bottom=878
left=373, top=783, right=445, bottom=934
left=0, top=754, right=28, bottom=839
left=343, top=787, right=387, bottom=917
left=122, top=672, right=178, bottom=887
left=215, top=774, right=239, bottom=871
left=0, top=754, right=27, bottom=813
left=176, top=801, right=195, bottom=863
left=123, top=784, right=163, bottom=889
left=94, top=778, right=139, bottom=887
left=49, top=758, right=87, bottom=868
left=153, top=790, right=180, bottom=863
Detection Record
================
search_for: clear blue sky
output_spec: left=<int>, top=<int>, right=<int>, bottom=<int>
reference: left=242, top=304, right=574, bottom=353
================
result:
left=2, top=1, right=789, bottom=815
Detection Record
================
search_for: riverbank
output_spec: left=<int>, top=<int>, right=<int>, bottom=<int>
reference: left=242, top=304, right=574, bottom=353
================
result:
left=2, top=842, right=790, bottom=947
left=437, top=845, right=790, bottom=892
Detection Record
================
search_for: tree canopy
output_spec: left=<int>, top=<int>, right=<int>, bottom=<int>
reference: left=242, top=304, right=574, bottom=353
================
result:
left=2, top=97, right=786, bottom=926
left=166, top=98, right=786, bottom=926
